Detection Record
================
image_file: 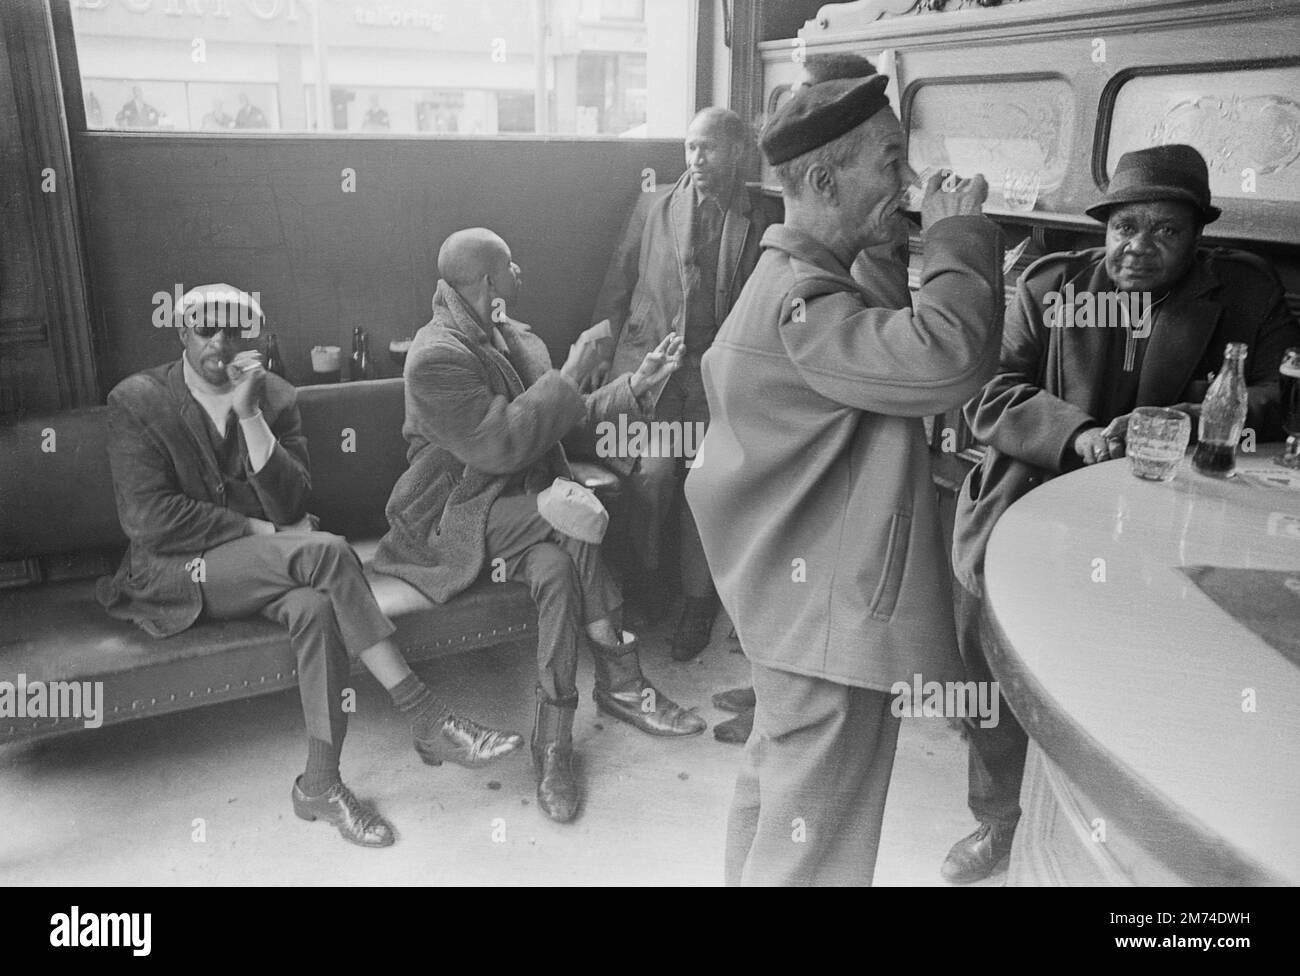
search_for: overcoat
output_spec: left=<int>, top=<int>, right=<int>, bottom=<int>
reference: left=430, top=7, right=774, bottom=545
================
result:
left=685, top=217, right=1004, bottom=691
left=373, top=280, right=644, bottom=601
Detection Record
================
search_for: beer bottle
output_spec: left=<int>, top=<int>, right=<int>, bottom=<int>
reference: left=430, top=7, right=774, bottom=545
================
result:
left=1192, top=342, right=1248, bottom=478
left=264, top=332, right=286, bottom=380
left=349, top=326, right=363, bottom=382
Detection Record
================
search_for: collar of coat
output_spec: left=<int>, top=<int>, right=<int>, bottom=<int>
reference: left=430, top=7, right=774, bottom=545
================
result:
left=147, top=358, right=294, bottom=482
left=669, top=172, right=759, bottom=323
left=759, top=224, right=871, bottom=304
left=1030, top=246, right=1230, bottom=408
left=429, top=279, right=553, bottom=391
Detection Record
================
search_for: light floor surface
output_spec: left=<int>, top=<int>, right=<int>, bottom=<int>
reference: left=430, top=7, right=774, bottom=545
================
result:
left=0, top=614, right=1006, bottom=887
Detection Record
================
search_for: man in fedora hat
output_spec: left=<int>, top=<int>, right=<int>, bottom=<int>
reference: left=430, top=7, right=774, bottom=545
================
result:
left=686, top=76, right=1004, bottom=885
left=944, top=143, right=1300, bottom=883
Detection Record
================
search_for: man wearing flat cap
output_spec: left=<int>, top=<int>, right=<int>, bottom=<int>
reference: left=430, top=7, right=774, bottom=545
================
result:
left=944, top=143, right=1300, bottom=883
left=100, top=284, right=526, bottom=850
left=686, top=76, right=1005, bottom=885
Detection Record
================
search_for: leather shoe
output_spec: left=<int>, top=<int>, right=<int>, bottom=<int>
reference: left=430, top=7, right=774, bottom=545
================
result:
left=292, top=777, right=395, bottom=848
left=712, top=686, right=756, bottom=713
left=592, top=633, right=706, bottom=737
left=671, top=596, right=718, bottom=661
left=532, top=692, right=580, bottom=823
left=712, top=708, right=752, bottom=745
left=415, top=713, right=524, bottom=768
left=940, top=820, right=1016, bottom=883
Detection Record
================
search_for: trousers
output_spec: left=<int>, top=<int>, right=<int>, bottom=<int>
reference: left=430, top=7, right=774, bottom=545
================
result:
left=954, top=580, right=1027, bottom=826
left=622, top=355, right=712, bottom=597
left=198, top=532, right=396, bottom=745
left=725, top=662, right=901, bottom=886
left=484, top=492, right=621, bottom=702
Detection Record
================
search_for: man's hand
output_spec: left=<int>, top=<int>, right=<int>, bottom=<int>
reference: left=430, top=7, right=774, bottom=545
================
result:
left=1074, top=424, right=1126, bottom=465
left=561, top=321, right=612, bottom=390
left=276, top=513, right=320, bottom=534
left=228, top=350, right=267, bottom=420
left=920, top=170, right=988, bottom=228
left=629, top=332, right=684, bottom=400
left=247, top=516, right=277, bottom=536
left=582, top=357, right=613, bottom=393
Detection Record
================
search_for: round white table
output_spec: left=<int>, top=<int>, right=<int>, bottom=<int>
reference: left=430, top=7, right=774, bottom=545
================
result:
left=983, top=449, right=1300, bottom=885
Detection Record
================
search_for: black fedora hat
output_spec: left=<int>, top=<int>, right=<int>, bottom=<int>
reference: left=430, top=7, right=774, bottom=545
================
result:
left=1086, top=143, right=1221, bottom=225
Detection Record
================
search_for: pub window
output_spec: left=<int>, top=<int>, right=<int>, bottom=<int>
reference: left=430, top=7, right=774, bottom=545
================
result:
left=67, top=0, right=693, bottom=137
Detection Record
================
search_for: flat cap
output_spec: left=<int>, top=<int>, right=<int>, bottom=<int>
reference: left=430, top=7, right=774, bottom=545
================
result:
left=537, top=477, right=609, bottom=545
left=175, top=282, right=264, bottom=337
left=761, top=75, right=890, bottom=166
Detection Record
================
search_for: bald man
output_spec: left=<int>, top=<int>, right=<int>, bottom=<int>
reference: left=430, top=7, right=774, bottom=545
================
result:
left=591, top=108, right=782, bottom=660
left=374, top=228, right=707, bottom=823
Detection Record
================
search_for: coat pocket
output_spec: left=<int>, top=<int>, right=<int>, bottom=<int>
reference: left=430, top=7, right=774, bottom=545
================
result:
left=868, top=512, right=912, bottom=621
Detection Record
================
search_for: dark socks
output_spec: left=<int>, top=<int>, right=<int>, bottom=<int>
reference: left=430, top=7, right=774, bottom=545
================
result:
left=390, top=673, right=452, bottom=740
left=301, top=737, right=342, bottom=797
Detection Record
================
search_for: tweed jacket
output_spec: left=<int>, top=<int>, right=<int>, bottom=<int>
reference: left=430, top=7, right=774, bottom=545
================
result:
left=96, top=360, right=309, bottom=637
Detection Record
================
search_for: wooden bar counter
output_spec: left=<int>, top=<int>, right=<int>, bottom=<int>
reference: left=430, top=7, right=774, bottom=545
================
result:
left=982, top=449, right=1300, bottom=886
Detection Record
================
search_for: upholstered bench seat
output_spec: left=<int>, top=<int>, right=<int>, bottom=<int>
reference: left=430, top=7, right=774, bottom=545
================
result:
left=0, top=377, right=619, bottom=744
left=0, top=538, right=536, bottom=740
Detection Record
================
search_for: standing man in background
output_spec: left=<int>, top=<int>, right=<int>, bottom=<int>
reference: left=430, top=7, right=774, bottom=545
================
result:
left=591, top=108, right=780, bottom=661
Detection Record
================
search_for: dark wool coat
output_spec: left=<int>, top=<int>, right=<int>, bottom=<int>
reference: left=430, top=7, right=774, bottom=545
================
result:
left=952, top=246, right=1300, bottom=595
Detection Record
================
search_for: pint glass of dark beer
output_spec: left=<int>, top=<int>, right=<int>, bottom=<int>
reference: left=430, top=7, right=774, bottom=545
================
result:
left=1277, top=348, right=1300, bottom=468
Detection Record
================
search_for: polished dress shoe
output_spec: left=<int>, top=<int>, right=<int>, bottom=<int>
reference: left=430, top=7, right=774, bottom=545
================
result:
left=712, top=686, right=756, bottom=713
left=292, top=778, right=395, bottom=848
left=671, top=595, right=718, bottom=661
left=712, top=708, right=753, bottom=745
left=591, top=633, right=707, bottom=737
left=940, top=820, right=1016, bottom=883
left=531, top=692, right=580, bottom=823
left=415, top=713, right=524, bottom=768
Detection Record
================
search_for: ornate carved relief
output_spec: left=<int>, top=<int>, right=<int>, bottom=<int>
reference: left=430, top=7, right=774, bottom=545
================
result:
left=1149, top=94, right=1300, bottom=178
left=1108, top=66, right=1300, bottom=202
left=811, top=0, right=1022, bottom=28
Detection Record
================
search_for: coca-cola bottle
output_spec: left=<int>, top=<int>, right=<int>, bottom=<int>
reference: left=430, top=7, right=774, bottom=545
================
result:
left=1192, top=342, right=1249, bottom=478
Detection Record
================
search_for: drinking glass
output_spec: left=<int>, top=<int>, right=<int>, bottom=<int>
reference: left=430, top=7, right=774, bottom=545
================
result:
left=1275, top=347, right=1300, bottom=468
left=1127, top=407, right=1192, bottom=482
left=1002, top=169, right=1041, bottom=212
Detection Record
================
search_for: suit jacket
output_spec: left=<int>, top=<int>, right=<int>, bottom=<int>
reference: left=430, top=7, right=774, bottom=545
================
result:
left=97, top=360, right=310, bottom=637
left=685, top=217, right=1004, bottom=690
left=372, top=279, right=646, bottom=602
left=593, top=173, right=781, bottom=381
left=952, top=246, right=1300, bottom=594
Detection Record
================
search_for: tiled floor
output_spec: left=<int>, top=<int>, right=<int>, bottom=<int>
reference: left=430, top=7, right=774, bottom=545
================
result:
left=0, top=614, right=1005, bottom=886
